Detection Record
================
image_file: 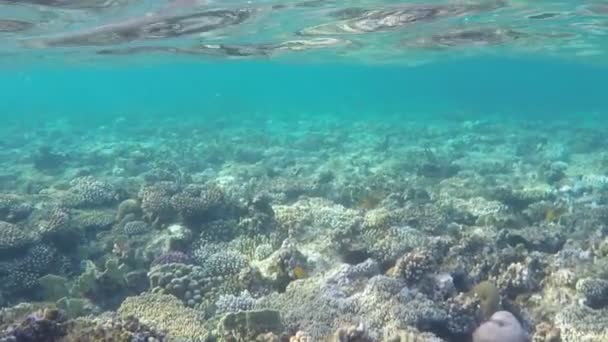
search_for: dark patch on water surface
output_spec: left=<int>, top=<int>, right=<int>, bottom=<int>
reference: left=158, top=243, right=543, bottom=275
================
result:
left=33, top=8, right=253, bottom=47
left=0, top=19, right=33, bottom=33
left=528, top=12, right=560, bottom=20
left=430, top=28, right=523, bottom=47
left=295, top=0, right=326, bottom=8
left=97, top=46, right=181, bottom=55
left=466, top=0, right=508, bottom=12
left=299, top=7, right=445, bottom=35
left=587, top=4, right=608, bottom=15
left=98, top=44, right=272, bottom=57
left=196, top=44, right=273, bottom=57
left=97, top=38, right=349, bottom=58
left=404, top=27, right=525, bottom=49
left=329, top=7, right=369, bottom=20
left=269, top=0, right=329, bottom=10
left=299, top=2, right=506, bottom=35
left=366, top=7, right=443, bottom=22
left=1, top=0, right=115, bottom=8
left=1, top=0, right=67, bottom=5
left=139, top=9, right=252, bottom=38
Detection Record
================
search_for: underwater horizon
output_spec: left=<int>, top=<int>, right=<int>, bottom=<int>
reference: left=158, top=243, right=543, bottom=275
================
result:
left=3, top=56, right=608, bottom=124
left=1, top=1, right=608, bottom=342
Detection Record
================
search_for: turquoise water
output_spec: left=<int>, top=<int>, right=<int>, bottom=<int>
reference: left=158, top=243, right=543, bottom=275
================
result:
left=3, top=57, right=608, bottom=122
left=3, top=1, right=608, bottom=341
left=2, top=0, right=608, bottom=123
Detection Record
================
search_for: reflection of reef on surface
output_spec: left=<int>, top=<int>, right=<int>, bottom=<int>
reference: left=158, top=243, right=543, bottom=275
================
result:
left=0, top=20, right=33, bottom=33
left=97, top=38, right=351, bottom=58
left=299, top=2, right=506, bottom=35
left=27, top=8, right=253, bottom=47
left=405, top=27, right=525, bottom=49
left=527, top=12, right=560, bottom=20
left=1, top=0, right=116, bottom=8
left=3, top=0, right=608, bottom=62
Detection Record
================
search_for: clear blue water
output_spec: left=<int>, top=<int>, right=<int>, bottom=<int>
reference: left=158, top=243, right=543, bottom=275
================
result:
left=2, top=0, right=608, bottom=123
left=2, top=57, right=608, bottom=123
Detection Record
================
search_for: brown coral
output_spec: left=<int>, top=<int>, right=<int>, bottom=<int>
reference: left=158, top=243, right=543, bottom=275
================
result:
left=394, top=250, right=436, bottom=284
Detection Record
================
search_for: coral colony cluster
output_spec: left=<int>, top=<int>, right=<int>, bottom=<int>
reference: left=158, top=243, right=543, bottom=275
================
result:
left=0, top=115, right=607, bottom=342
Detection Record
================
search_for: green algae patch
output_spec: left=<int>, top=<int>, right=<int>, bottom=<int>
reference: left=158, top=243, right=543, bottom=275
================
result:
left=469, top=281, right=500, bottom=319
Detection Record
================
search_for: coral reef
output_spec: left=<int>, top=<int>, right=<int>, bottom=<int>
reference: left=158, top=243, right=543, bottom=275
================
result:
left=139, top=183, right=176, bottom=223
left=393, top=250, right=437, bottom=285
left=68, top=314, right=166, bottom=341
left=555, top=304, right=608, bottom=342
left=65, top=176, right=119, bottom=208
left=150, top=250, right=192, bottom=266
left=575, top=278, right=608, bottom=309
left=217, top=309, right=283, bottom=341
left=117, top=292, right=208, bottom=341
left=0, top=308, right=67, bottom=342
left=116, top=198, right=142, bottom=221
left=215, top=291, right=257, bottom=315
left=331, top=324, right=374, bottom=342
left=147, top=261, right=248, bottom=315
left=0, top=195, right=33, bottom=223
left=123, top=220, right=150, bottom=236
left=0, top=221, right=35, bottom=254
left=0, top=116, right=608, bottom=342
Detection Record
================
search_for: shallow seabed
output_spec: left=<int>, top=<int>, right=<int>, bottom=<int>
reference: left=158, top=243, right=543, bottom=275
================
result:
left=1, top=1, right=608, bottom=342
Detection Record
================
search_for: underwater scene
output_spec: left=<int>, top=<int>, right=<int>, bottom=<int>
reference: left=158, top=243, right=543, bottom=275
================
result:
left=2, top=0, right=608, bottom=341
